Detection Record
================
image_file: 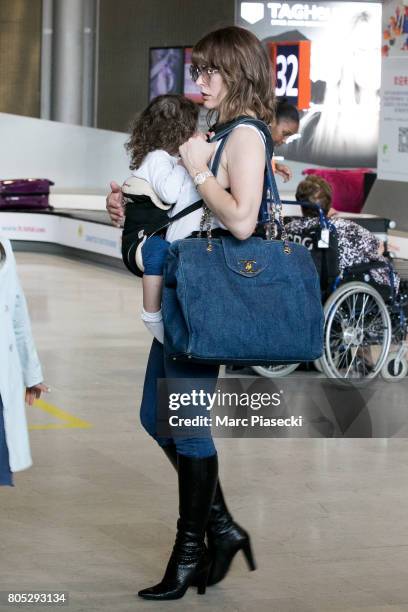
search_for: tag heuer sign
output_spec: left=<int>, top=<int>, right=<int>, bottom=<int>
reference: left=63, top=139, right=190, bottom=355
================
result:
left=240, top=2, right=265, bottom=24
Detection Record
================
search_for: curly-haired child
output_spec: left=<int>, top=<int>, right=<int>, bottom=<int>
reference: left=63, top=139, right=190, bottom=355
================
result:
left=121, top=95, right=202, bottom=343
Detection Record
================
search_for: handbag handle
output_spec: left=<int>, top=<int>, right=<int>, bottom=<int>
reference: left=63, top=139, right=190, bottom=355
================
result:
left=209, top=117, right=291, bottom=251
left=263, top=145, right=291, bottom=250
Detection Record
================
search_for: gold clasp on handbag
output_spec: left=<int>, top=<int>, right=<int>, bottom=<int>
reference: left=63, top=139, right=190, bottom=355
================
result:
left=239, top=259, right=257, bottom=273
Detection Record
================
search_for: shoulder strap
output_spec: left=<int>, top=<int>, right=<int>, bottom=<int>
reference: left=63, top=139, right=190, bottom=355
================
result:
left=209, top=117, right=274, bottom=176
left=211, top=116, right=273, bottom=146
left=208, top=117, right=279, bottom=227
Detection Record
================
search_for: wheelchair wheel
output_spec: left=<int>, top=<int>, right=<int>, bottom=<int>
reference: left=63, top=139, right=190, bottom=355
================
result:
left=381, top=352, right=408, bottom=381
left=251, top=363, right=299, bottom=378
left=321, top=282, right=392, bottom=381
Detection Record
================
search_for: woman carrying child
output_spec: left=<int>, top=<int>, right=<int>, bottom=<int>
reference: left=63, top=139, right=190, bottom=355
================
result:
left=108, top=26, right=278, bottom=601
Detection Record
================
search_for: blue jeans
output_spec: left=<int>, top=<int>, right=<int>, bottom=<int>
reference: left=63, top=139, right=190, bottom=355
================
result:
left=140, top=339, right=218, bottom=458
left=0, top=395, right=13, bottom=486
left=142, top=236, right=170, bottom=275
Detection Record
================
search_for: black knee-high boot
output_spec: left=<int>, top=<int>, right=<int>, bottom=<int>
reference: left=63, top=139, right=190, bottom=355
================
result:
left=161, top=444, right=256, bottom=587
left=138, top=453, right=218, bottom=601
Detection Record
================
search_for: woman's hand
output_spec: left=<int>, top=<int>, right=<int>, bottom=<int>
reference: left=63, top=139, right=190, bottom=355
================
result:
left=25, top=383, right=50, bottom=406
left=179, top=136, right=216, bottom=178
left=274, top=162, right=292, bottom=182
left=106, top=181, right=124, bottom=227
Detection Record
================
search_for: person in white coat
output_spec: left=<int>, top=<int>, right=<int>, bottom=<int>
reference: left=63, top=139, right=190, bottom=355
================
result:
left=0, top=237, right=48, bottom=486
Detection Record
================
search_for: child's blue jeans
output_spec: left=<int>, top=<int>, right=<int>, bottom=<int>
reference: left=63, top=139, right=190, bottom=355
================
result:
left=142, top=236, right=170, bottom=275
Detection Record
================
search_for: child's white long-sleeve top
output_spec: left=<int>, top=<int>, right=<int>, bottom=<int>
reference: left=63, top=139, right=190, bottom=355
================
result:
left=132, top=150, right=203, bottom=243
left=132, top=150, right=194, bottom=204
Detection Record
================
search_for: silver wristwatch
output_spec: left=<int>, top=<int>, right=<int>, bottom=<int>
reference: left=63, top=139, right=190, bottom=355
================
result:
left=193, top=170, right=214, bottom=187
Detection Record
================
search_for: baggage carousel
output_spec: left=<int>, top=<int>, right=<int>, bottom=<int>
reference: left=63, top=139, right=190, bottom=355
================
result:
left=1, top=205, right=407, bottom=270
left=0, top=207, right=124, bottom=269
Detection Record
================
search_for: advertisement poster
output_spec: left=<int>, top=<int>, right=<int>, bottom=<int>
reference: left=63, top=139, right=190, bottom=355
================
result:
left=377, top=0, right=408, bottom=182
left=148, top=48, right=184, bottom=101
left=236, top=1, right=382, bottom=167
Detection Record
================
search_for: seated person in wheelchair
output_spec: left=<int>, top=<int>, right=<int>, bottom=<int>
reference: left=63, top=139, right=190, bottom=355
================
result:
left=285, top=175, right=398, bottom=292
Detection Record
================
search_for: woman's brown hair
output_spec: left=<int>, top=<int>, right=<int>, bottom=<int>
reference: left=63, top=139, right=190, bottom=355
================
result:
left=125, top=95, right=199, bottom=170
left=295, top=176, right=333, bottom=216
left=192, top=26, right=276, bottom=128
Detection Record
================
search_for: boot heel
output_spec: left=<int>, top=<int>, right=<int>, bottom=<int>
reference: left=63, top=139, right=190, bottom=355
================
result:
left=196, top=568, right=210, bottom=595
left=241, top=539, right=256, bottom=571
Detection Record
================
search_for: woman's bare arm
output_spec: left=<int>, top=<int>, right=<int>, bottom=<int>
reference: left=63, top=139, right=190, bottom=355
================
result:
left=179, top=129, right=265, bottom=240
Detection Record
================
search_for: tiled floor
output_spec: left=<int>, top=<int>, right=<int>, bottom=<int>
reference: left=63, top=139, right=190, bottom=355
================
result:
left=1, top=252, right=408, bottom=612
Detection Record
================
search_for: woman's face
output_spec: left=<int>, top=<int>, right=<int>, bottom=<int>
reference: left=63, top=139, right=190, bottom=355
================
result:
left=195, top=70, right=228, bottom=110
left=272, top=119, right=299, bottom=146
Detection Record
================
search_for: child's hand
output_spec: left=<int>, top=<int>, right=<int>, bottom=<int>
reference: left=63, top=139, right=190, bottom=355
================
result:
left=179, top=136, right=216, bottom=177
left=25, top=383, right=50, bottom=406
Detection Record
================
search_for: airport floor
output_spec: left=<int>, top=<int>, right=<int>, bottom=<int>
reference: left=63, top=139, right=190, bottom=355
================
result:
left=1, top=251, right=408, bottom=612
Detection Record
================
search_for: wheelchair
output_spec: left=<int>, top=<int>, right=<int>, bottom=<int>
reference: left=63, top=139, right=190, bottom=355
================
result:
left=253, top=204, right=408, bottom=382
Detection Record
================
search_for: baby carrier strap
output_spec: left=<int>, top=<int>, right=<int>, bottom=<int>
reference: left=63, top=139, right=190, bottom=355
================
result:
left=167, top=200, right=203, bottom=224
left=122, top=176, right=171, bottom=210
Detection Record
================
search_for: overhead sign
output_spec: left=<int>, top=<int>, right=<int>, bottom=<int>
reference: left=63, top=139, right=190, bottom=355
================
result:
left=241, top=2, right=335, bottom=26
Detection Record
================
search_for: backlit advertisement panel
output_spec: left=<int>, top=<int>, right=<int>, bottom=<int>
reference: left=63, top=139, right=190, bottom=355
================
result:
left=236, top=1, right=382, bottom=167
left=377, top=0, right=408, bottom=182
left=149, top=48, right=184, bottom=101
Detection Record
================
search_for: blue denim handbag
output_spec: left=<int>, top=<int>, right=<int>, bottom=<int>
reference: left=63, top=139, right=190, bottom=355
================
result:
left=162, top=118, right=324, bottom=365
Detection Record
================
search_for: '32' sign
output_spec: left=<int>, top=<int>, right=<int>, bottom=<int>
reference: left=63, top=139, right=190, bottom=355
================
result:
left=267, top=41, right=311, bottom=110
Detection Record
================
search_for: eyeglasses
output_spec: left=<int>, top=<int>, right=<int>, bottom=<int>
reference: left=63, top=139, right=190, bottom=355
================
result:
left=189, top=65, right=219, bottom=83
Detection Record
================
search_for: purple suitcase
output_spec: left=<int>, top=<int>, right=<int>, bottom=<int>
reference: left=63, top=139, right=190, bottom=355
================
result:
left=0, top=178, right=54, bottom=210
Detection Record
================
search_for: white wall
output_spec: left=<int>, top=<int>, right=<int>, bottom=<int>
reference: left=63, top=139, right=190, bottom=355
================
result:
left=0, top=112, right=317, bottom=204
left=0, top=113, right=129, bottom=193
